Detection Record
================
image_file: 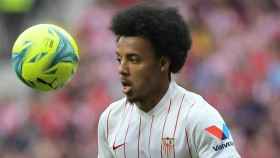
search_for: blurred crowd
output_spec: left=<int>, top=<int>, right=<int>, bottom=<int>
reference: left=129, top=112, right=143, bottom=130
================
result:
left=0, top=0, right=280, bottom=157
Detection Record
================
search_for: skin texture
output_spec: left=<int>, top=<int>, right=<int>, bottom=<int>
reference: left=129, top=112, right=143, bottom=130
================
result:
left=116, top=36, right=170, bottom=112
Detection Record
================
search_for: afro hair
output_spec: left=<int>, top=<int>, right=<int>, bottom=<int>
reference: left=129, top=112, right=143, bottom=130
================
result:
left=110, top=3, right=192, bottom=73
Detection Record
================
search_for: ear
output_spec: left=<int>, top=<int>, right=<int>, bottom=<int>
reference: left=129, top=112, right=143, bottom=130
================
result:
left=159, top=56, right=170, bottom=72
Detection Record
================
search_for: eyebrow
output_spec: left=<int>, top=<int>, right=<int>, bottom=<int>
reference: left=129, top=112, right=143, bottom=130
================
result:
left=115, top=51, right=140, bottom=57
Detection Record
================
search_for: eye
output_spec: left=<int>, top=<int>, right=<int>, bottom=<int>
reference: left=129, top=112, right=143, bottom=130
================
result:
left=128, top=55, right=140, bottom=64
left=116, top=56, right=121, bottom=63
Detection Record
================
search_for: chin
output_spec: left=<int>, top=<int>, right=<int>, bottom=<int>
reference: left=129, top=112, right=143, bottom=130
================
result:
left=126, top=94, right=139, bottom=103
left=127, top=96, right=137, bottom=103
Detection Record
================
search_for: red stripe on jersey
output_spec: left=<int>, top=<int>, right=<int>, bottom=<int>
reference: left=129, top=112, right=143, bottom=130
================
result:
left=112, top=101, right=132, bottom=157
left=138, top=116, right=142, bottom=158
left=123, top=106, right=134, bottom=158
left=161, top=99, right=172, bottom=158
left=149, top=115, right=154, bottom=158
left=173, top=94, right=185, bottom=137
left=112, top=100, right=128, bottom=143
left=106, top=109, right=112, bottom=141
left=184, top=101, right=196, bottom=157
left=185, top=128, right=193, bottom=158
left=172, top=94, right=185, bottom=158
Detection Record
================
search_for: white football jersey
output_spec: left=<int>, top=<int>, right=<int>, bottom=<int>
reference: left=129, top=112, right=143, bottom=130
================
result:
left=98, top=81, right=240, bottom=158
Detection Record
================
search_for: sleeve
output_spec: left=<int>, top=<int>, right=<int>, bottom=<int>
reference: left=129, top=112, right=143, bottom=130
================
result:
left=98, top=110, right=114, bottom=158
left=187, top=99, right=241, bottom=158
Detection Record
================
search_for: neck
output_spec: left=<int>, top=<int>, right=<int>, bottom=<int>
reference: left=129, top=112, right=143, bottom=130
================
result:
left=137, top=79, right=170, bottom=112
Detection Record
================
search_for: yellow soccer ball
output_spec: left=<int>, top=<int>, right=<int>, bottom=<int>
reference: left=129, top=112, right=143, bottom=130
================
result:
left=11, top=24, right=79, bottom=91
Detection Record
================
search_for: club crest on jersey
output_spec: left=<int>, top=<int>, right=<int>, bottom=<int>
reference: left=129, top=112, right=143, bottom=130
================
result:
left=161, top=137, right=175, bottom=156
left=205, top=123, right=231, bottom=140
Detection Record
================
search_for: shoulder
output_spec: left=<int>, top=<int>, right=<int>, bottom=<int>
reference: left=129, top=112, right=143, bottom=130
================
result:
left=190, top=94, right=222, bottom=123
left=175, top=84, right=218, bottom=115
left=175, top=83, right=223, bottom=126
left=179, top=89, right=240, bottom=157
left=174, top=84, right=225, bottom=131
left=184, top=91, right=224, bottom=129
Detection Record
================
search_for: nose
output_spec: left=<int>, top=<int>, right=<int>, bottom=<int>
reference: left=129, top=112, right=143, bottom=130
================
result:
left=118, top=59, right=129, bottom=76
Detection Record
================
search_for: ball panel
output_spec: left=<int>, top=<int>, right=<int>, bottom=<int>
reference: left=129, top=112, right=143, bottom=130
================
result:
left=11, top=24, right=79, bottom=91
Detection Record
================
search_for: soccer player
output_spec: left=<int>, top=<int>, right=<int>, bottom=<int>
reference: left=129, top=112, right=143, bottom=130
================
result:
left=98, top=3, right=240, bottom=158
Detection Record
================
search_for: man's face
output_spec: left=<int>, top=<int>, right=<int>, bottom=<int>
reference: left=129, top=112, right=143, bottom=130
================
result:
left=116, top=36, right=163, bottom=103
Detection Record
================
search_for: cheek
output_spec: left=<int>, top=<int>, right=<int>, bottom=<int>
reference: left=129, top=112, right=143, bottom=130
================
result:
left=133, top=65, right=160, bottom=86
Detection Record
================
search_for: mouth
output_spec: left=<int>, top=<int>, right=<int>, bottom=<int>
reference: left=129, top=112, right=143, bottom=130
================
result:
left=121, top=80, right=132, bottom=94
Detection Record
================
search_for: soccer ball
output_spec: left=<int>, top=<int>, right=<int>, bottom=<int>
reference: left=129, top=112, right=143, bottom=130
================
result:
left=11, top=24, right=79, bottom=91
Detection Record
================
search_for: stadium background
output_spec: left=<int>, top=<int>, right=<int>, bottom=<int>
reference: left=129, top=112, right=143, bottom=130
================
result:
left=0, top=0, right=279, bottom=157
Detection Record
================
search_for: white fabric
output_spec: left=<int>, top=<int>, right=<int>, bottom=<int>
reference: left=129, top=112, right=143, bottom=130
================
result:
left=98, top=81, right=240, bottom=158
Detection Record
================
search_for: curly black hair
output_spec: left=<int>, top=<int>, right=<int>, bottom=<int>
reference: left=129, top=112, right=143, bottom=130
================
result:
left=110, top=3, right=192, bottom=73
